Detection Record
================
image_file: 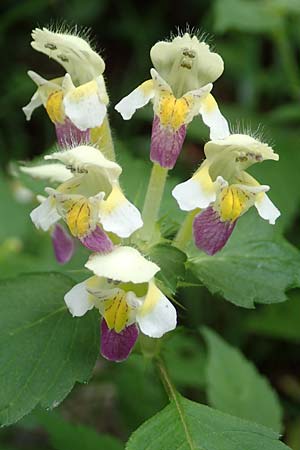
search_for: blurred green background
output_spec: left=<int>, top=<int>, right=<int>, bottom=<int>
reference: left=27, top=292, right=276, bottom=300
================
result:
left=1, top=0, right=300, bottom=449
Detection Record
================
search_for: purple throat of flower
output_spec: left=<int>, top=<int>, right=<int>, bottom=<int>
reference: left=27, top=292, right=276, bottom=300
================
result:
left=193, top=206, right=237, bottom=255
left=51, top=224, right=75, bottom=264
left=80, top=226, right=114, bottom=253
left=150, top=115, right=187, bottom=169
left=55, top=119, right=90, bottom=148
left=101, top=320, right=139, bottom=362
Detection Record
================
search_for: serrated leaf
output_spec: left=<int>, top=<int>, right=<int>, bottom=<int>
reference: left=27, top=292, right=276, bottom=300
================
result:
left=147, top=244, right=187, bottom=296
left=0, top=273, right=99, bottom=426
left=36, top=410, right=123, bottom=450
left=202, top=327, right=282, bottom=431
left=188, top=212, right=300, bottom=307
left=246, top=291, right=300, bottom=342
left=126, top=393, right=289, bottom=450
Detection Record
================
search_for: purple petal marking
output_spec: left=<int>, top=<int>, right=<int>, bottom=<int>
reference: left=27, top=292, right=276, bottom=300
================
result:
left=193, top=207, right=237, bottom=256
left=55, top=118, right=90, bottom=148
left=80, top=226, right=114, bottom=253
left=51, top=224, right=75, bottom=264
left=150, top=115, right=186, bottom=169
left=101, top=320, right=139, bottom=362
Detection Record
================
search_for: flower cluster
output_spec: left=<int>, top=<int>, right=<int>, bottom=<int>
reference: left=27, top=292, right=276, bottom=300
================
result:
left=22, top=26, right=280, bottom=361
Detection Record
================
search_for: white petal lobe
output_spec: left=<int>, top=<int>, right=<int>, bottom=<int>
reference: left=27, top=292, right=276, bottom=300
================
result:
left=85, top=246, right=160, bottom=283
left=172, top=178, right=216, bottom=211
left=64, top=281, right=94, bottom=317
left=115, top=80, right=155, bottom=120
left=137, top=284, right=177, bottom=338
left=255, top=193, right=280, bottom=225
left=30, top=196, right=60, bottom=231
left=20, top=164, right=72, bottom=183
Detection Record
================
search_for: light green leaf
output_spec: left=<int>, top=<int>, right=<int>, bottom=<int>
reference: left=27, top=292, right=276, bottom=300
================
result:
left=246, top=291, right=300, bottom=342
left=0, top=273, right=99, bottom=426
left=202, top=327, right=282, bottom=431
left=147, top=244, right=187, bottom=296
left=188, top=212, right=300, bottom=307
left=36, top=410, right=123, bottom=450
left=126, top=393, right=289, bottom=450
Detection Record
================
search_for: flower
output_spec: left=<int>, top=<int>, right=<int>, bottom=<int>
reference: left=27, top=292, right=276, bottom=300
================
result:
left=115, top=32, right=229, bottom=169
left=19, top=164, right=75, bottom=264
left=64, top=246, right=177, bottom=361
left=22, top=28, right=110, bottom=148
left=28, top=145, right=143, bottom=254
left=172, top=134, right=280, bottom=255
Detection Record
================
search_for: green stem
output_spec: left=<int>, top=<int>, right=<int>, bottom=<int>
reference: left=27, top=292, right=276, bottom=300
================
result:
left=173, top=210, right=198, bottom=252
left=139, top=163, right=168, bottom=241
left=156, top=356, right=176, bottom=401
left=156, top=356, right=195, bottom=450
left=140, top=334, right=161, bottom=359
left=272, top=24, right=300, bottom=100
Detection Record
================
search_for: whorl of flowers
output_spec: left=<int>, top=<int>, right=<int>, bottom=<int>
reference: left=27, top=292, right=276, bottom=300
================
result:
left=21, top=26, right=280, bottom=361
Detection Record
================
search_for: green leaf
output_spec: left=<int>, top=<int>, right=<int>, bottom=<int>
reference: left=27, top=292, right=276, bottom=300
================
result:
left=202, top=327, right=282, bottom=431
left=163, top=330, right=206, bottom=388
left=188, top=212, right=300, bottom=307
left=126, top=394, right=289, bottom=450
left=36, top=410, right=123, bottom=450
left=0, top=273, right=99, bottom=426
left=112, top=354, right=166, bottom=430
left=147, top=244, right=187, bottom=296
left=246, top=291, right=300, bottom=342
left=214, top=0, right=283, bottom=34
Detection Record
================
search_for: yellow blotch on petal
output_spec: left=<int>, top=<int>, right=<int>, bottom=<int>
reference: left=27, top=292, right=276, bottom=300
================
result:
left=139, top=282, right=160, bottom=316
left=219, top=187, right=250, bottom=222
left=141, top=79, right=155, bottom=96
left=67, top=80, right=98, bottom=104
left=104, top=291, right=130, bottom=333
left=159, top=93, right=191, bottom=129
left=46, top=91, right=65, bottom=124
left=101, top=185, right=126, bottom=215
left=65, top=198, right=91, bottom=237
left=200, top=94, right=217, bottom=113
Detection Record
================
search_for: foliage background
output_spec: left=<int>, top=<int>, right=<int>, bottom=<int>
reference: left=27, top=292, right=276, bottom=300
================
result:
left=1, top=0, right=300, bottom=448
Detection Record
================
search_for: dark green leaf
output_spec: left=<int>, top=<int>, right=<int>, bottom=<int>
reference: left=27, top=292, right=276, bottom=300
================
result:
left=202, top=327, right=282, bottom=431
left=163, top=331, right=206, bottom=388
left=126, top=394, right=289, bottom=450
left=188, top=212, right=300, bottom=307
left=0, top=273, right=99, bottom=426
left=36, top=410, right=123, bottom=450
left=147, top=244, right=187, bottom=296
left=246, top=291, right=300, bottom=342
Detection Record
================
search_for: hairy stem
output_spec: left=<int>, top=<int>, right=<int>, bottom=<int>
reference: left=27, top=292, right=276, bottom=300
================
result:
left=173, top=210, right=199, bottom=251
left=139, top=163, right=168, bottom=241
